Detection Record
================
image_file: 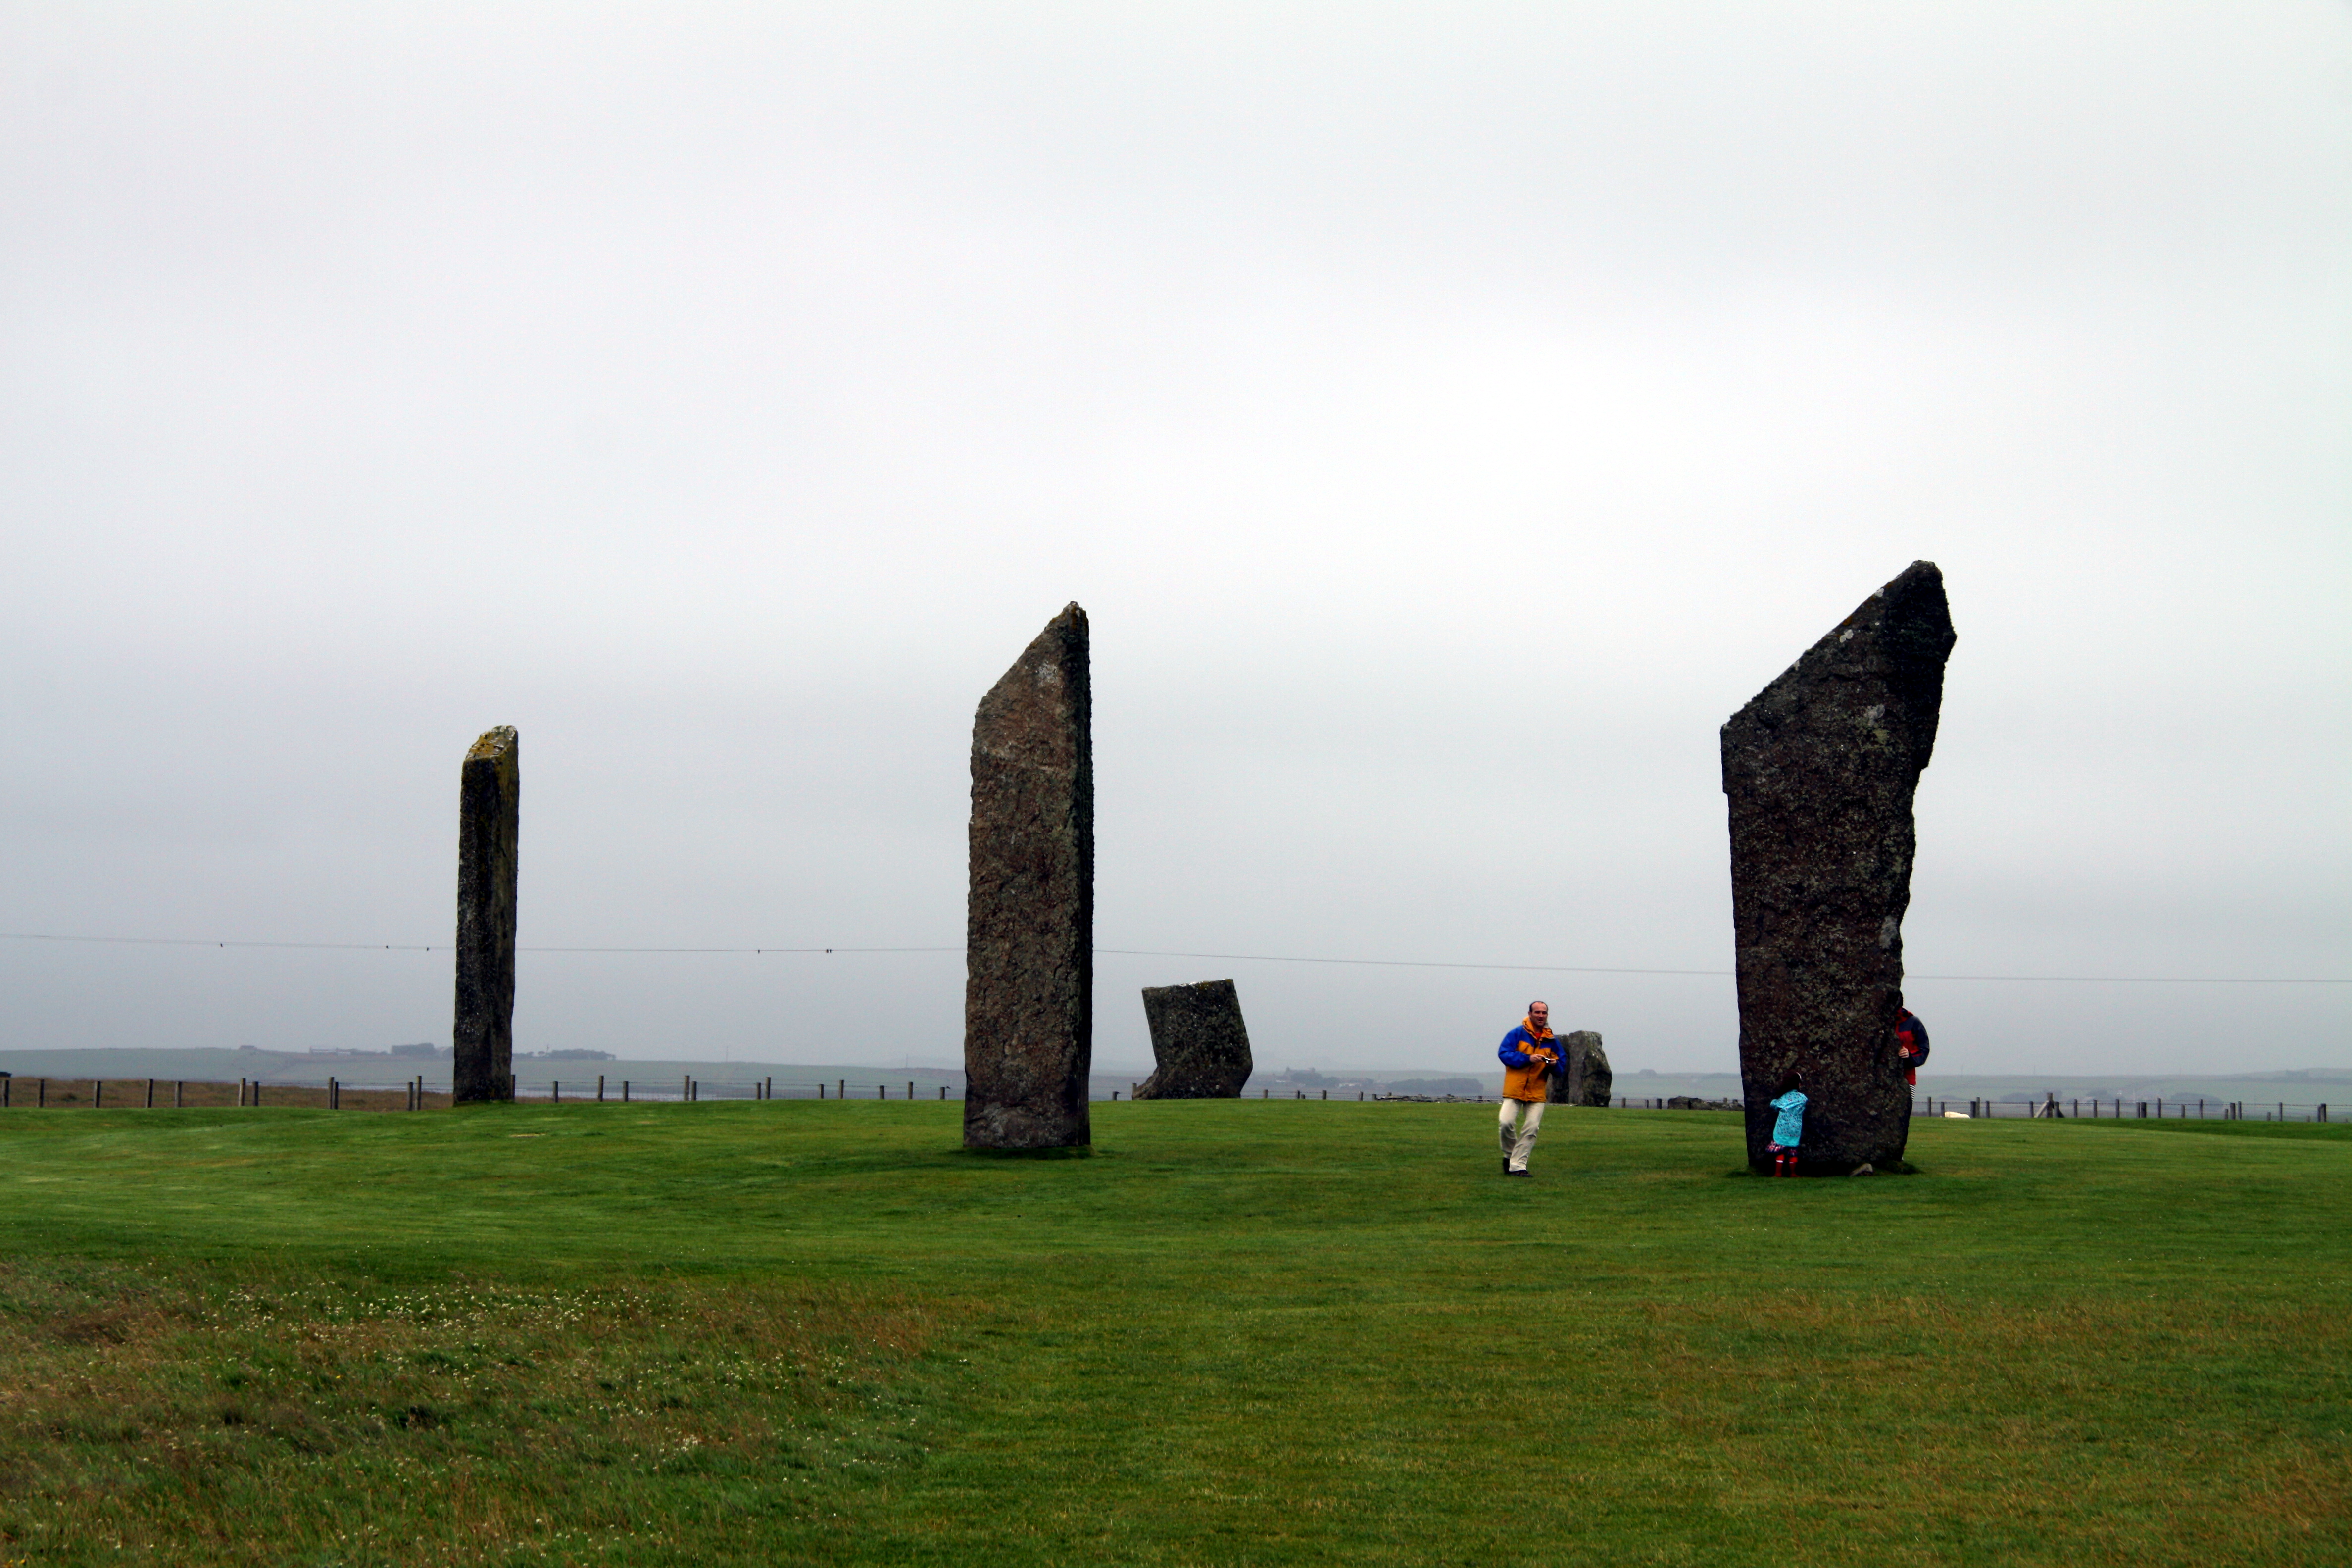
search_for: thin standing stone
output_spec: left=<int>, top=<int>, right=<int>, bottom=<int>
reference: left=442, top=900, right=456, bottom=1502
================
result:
left=963, top=604, right=1093, bottom=1150
left=452, top=726, right=520, bottom=1104
left=1721, top=562, right=1955, bottom=1173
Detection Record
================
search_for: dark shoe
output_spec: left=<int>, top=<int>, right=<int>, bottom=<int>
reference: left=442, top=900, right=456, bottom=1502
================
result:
left=1506, top=1168, right=1531, bottom=1178
left=1502, top=1158, right=1512, bottom=1174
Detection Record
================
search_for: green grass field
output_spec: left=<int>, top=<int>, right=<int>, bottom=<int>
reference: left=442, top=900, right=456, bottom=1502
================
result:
left=2, top=1101, right=2346, bottom=1567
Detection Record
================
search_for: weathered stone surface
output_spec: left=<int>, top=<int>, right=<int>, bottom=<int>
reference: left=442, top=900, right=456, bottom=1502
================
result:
left=1722, top=562, right=1954, bottom=1173
left=964, top=605, right=1093, bottom=1149
left=1551, top=1029, right=1613, bottom=1107
left=452, top=726, right=519, bottom=1105
left=1133, top=980, right=1252, bottom=1099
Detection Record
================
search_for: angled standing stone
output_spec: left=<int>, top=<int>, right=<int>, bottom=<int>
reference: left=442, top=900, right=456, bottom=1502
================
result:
left=1134, top=980, right=1252, bottom=1099
left=1550, top=1029, right=1613, bottom=1107
left=452, top=726, right=519, bottom=1105
left=964, top=605, right=1092, bottom=1149
left=1722, top=563, right=1954, bottom=1173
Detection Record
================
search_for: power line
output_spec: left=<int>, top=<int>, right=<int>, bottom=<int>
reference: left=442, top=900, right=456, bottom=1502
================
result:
left=0, top=931, right=2342, bottom=984
left=1091, top=949, right=2342, bottom=987
left=1097, top=947, right=1723, bottom=977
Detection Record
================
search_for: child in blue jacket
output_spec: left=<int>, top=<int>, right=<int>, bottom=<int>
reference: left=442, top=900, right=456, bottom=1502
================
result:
left=1767, top=1071, right=1806, bottom=1177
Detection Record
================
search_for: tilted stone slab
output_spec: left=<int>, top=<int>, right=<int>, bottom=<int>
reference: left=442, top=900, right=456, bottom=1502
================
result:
left=964, top=604, right=1093, bottom=1149
left=452, top=726, right=519, bottom=1105
left=1134, top=979, right=1252, bottom=1099
left=1550, top=1029, right=1613, bottom=1107
left=1722, top=562, right=1955, bottom=1173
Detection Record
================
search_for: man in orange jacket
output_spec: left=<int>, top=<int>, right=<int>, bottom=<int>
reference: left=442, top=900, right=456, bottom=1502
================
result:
left=1496, top=1002, right=1563, bottom=1177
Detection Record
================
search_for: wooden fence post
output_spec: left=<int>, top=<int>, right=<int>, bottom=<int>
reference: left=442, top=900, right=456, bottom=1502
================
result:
left=39, top=1078, right=47, bottom=1108
left=553, top=1080, right=560, bottom=1104
left=622, top=1079, right=630, bottom=1102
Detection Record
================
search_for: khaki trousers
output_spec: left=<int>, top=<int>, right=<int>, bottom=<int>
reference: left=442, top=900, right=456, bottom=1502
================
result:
left=1498, top=1096, right=1546, bottom=1170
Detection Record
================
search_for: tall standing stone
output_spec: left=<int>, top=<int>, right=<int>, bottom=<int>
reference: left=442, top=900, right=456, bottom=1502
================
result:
left=452, top=726, right=519, bottom=1105
left=964, top=605, right=1092, bottom=1149
left=1134, top=980, right=1252, bottom=1099
left=1722, top=563, right=1954, bottom=1172
left=1550, top=1029, right=1613, bottom=1108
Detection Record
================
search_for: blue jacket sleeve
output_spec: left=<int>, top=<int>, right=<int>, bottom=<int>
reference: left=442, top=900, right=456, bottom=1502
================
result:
left=1497, top=1028, right=1535, bottom=1069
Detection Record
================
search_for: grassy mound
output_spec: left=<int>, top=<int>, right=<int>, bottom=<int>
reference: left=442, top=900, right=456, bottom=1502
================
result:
left=1, top=1101, right=2345, bottom=1565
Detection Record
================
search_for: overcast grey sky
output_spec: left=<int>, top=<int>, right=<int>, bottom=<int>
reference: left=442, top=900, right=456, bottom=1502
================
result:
left=3, top=2, right=2347, bottom=1078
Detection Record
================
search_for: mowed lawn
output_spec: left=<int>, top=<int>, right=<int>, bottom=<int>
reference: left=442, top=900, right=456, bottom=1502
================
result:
left=1, top=1100, right=2346, bottom=1567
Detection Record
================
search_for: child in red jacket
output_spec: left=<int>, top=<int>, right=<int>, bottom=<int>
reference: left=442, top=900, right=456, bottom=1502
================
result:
left=1895, top=1002, right=1930, bottom=1087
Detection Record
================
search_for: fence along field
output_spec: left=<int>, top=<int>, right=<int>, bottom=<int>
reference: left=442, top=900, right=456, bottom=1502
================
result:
left=1, top=1074, right=2338, bottom=1122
